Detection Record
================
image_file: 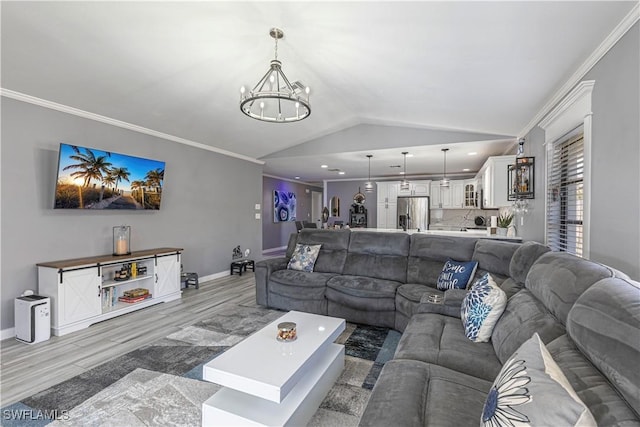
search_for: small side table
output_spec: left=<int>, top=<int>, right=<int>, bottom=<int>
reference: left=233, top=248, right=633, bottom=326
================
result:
left=230, top=259, right=255, bottom=276
left=181, top=272, right=199, bottom=289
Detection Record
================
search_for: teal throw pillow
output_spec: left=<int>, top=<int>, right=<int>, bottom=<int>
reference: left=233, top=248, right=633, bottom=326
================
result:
left=436, top=259, right=479, bottom=290
left=481, top=333, right=596, bottom=426
left=460, top=273, right=506, bottom=342
left=287, top=244, right=322, bottom=272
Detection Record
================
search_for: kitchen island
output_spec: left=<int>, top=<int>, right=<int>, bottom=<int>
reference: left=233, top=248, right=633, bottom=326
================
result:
left=350, top=227, right=522, bottom=241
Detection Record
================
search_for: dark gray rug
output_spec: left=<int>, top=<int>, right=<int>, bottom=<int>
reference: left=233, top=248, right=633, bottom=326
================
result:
left=2, top=305, right=400, bottom=426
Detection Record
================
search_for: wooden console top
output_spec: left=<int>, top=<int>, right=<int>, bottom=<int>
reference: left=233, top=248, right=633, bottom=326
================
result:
left=37, top=247, right=183, bottom=269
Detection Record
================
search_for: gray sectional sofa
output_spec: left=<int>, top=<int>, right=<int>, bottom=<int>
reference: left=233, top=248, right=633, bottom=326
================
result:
left=255, top=229, right=548, bottom=331
left=254, top=229, right=640, bottom=426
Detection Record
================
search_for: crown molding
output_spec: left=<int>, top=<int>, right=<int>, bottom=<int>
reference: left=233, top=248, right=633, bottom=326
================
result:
left=0, top=88, right=264, bottom=165
left=262, top=174, right=321, bottom=187
left=518, top=3, right=639, bottom=138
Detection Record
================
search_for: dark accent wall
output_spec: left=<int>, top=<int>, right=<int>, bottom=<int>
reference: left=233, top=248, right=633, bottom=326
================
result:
left=326, top=180, right=378, bottom=227
left=1, top=98, right=264, bottom=330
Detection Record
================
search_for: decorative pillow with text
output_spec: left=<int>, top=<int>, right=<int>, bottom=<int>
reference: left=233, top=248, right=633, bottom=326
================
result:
left=436, top=259, right=478, bottom=290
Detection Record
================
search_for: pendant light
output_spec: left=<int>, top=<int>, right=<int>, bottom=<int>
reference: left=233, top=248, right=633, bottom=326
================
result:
left=239, top=28, right=310, bottom=123
left=400, top=152, right=410, bottom=191
left=440, top=148, right=450, bottom=187
left=365, top=154, right=374, bottom=193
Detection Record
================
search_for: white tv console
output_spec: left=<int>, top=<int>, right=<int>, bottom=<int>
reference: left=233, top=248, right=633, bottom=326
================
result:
left=37, top=247, right=183, bottom=336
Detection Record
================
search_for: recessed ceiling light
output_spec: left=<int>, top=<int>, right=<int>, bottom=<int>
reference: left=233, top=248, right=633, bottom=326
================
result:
left=321, top=164, right=328, bottom=168
left=463, top=168, right=470, bottom=172
left=399, top=171, right=405, bottom=175
left=338, top=171, right=345, bottom=175
left=468, top=152, right=477, bottom=156
left=406, top=153, right=414, bottom=158
left=294, top=176, right=300, bottom=179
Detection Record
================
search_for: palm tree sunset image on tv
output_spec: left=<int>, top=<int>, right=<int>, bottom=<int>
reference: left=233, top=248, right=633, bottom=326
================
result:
left=54, top=143, right=166, bottom=210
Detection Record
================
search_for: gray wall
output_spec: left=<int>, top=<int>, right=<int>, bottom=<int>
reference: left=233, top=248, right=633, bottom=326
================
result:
left=519, top=23, right=639, bottom=280
left=326, top=180, right=378, bottom=227
left=262, top=176, right=322, bottom=250
left=1, top=98, right=264, bottom=330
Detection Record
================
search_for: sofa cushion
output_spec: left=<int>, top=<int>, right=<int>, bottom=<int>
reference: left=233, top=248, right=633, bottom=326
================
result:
left=359, top=360, right=492, bottom=427
left=525, top=252, right=614, bottom=326
left=436, top=259, right=478, bottom=290
left=407, top=234, right=478, bottom=285
left=547, top=334, right=640, bottom=426
left=491, top=289, right=566, bottom=364
left=296, top=229, right=350, bottom=274
left=566, top=277, right=640, bottom=418
left=326, top=275, right=401, bottom=311
left=287, top=244, right=321, bottom=272
left=269, top=269, right=334, bottom=300
left=395, top=283, right=439, bottom=318
left=343, top=231, right=410, bottom=282
left=482, top=333, right=596, bottom=427
left=472, top=239, right=520, bottom=278
left=461, top=274, right=507, bottom=342
left=508, top=241, right=551, bottom=284
left=395, top=313, right=502, bottom=381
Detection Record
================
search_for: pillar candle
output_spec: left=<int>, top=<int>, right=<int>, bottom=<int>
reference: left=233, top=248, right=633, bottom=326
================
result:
left=490, top=216, right=498, bottom=227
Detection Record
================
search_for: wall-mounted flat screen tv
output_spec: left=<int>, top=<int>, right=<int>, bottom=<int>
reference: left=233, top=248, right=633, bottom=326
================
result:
left=54, top=143, right=166, bottom=210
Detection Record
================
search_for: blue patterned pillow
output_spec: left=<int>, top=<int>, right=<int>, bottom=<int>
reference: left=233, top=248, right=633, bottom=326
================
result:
left=481, top=333, right=596, bottom=426
left=287, top=244, right=322, bottom=272
left=436, top=259, right=478, bottom=290
left=460, top=273, right=507, bottom=342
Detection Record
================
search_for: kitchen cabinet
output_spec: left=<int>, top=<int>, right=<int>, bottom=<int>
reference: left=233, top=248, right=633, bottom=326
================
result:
left=451, top=181, right=465, bottom=208
left=476, top=156, right=515, bottom=208
left=464, top=179, right=478, bottom=208
left=376, top=181, right=399, bottom=228
left=397, top=180, right=430, bottom=196
left=431, top=180, right=465, bottom=208
left=38, top=248, right=182, bottom=336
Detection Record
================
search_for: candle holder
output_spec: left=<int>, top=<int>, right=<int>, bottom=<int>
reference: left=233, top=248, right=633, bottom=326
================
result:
left=113, top=225, right=131, bottom=256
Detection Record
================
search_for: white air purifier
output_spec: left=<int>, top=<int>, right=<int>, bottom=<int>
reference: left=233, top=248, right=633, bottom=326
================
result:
left=15, top=295, right=51, bottom=344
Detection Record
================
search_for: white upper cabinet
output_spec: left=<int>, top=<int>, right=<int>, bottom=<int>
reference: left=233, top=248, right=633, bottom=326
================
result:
left=476, top=155, right=515, bottom=208
left=397, top=180, right=431, bottom=196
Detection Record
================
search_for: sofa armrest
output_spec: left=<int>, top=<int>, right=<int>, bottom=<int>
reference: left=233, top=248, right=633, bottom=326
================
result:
left=415, top=289, right=466, bottom=318
left=255, top=258, right=289, bottom=306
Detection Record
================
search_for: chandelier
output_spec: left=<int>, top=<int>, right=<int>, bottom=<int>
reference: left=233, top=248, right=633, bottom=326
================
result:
left=240, top=28, right=311, bottom=123
left=400, top=152, right=410, bottom=191
left=440, top=148, right=450, bottom=187
left=365, top=155, right=374, bottom=193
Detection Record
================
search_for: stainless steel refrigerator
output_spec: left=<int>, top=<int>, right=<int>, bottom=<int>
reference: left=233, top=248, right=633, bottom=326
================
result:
left=397, top=196, right=431, bottom=231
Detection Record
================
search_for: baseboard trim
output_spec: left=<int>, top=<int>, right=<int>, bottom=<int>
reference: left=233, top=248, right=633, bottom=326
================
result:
left=1, top=327, right=16, bottom=341
left=199, top=270, right=231, bottom=283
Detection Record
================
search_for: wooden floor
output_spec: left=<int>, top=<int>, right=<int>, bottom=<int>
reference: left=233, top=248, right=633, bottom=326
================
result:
left=0, top=273, right=257, bottom=407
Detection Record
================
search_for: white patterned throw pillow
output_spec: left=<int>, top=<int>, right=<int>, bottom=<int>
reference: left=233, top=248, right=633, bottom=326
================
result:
left=481, top=333, right=596, bottom=427
left=287, top=244, right=322, bottom=272
left=460, top=273, right=507, bottom=342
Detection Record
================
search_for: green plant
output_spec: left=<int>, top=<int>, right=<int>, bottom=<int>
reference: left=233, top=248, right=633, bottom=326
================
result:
left=498, top=212, right=514, bottom=228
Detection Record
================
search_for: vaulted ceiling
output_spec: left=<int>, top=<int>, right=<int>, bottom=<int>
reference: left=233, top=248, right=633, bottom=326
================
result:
left=2, top=1, right=636, bottom=183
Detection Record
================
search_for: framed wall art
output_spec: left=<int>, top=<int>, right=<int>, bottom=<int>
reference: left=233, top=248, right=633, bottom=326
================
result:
left=274, top=190, right=297, bottom=222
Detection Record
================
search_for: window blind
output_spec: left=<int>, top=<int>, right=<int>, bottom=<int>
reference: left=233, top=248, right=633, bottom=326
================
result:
left=546, top=132, right=584, bottom=256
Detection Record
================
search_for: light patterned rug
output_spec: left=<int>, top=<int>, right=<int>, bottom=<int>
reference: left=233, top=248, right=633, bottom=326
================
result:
left=3, top=304, right=401, bottom=426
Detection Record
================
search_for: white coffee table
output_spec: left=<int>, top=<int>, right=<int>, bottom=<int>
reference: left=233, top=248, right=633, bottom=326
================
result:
left=202, top=311, right=346, bottom=426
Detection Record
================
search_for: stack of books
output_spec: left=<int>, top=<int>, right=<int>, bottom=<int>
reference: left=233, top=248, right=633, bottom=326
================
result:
left=118, top=288, right=151, bottom=303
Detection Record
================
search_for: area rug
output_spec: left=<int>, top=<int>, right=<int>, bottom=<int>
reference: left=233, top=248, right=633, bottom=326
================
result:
left=2, top=305, right=401, bottom=426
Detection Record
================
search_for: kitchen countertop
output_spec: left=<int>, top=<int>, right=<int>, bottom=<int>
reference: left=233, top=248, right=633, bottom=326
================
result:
left=350, top=228, right=522, bottom=241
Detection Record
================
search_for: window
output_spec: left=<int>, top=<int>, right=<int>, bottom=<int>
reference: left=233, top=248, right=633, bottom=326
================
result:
left=546, top=130, right=584, bottom=256
left=539, top=80, right=593, bottom=258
